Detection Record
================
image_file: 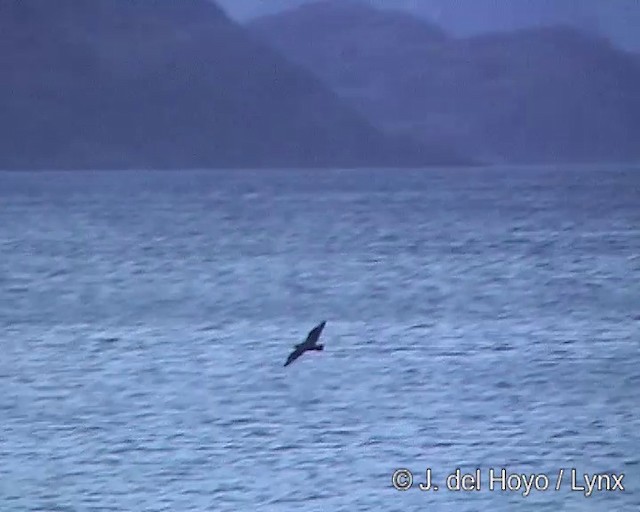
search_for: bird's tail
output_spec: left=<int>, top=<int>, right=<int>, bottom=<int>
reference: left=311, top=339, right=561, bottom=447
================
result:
left=314, top=344, right=324, bottom=351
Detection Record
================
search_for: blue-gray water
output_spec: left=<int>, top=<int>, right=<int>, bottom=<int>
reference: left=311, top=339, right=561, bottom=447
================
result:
left=1, top=167, right=639, bottom=512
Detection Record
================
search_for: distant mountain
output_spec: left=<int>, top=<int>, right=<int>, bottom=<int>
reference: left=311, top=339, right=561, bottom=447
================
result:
left=250, top=1, right=640, bottom=163
left=395, top=0, right=640, bottom=54
left=0, top=0, right=467, bottom=170
left=252, top=0, right=448, bottom=50
left=251, top=0, right=447, bottom=86
left=223, top=0, right=640, bottom=53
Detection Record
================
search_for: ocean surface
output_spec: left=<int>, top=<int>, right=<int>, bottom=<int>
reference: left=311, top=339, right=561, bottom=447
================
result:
left=1, top=167, right=639, bottom=512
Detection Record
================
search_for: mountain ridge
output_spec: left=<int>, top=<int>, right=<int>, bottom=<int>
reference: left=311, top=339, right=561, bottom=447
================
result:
left=0, top=0, right=468, bottom=170
left=249, top=1, right=640, bottom=163
left=223, top=0, right=640, bottom=53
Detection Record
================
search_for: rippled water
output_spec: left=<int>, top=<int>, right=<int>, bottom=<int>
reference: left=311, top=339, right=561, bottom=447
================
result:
left=1, top=167, right=639, bottom=511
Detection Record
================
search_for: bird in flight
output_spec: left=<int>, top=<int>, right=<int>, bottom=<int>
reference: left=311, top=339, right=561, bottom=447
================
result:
left=284, top=321, right=326, bottom=367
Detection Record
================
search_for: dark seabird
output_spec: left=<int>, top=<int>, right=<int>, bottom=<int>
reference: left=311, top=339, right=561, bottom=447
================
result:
left=284, top=321, right=326, bottom=367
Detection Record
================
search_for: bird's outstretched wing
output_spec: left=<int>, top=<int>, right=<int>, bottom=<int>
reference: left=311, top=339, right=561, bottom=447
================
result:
left=284, top=345, right=305, bottom=367
left=304, top=321, right=326, bottom=345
